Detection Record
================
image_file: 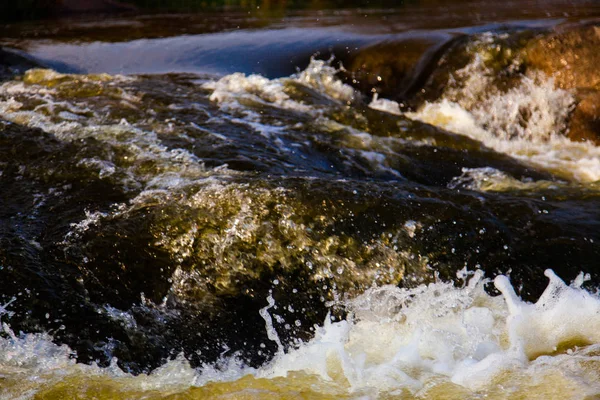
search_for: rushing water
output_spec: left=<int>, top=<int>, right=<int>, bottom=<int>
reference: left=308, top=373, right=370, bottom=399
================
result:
left=1, top=2, right=600, bottom=398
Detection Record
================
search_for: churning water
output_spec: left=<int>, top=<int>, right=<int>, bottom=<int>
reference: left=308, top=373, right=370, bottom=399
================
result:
left=0, top=2, right=600, bottom=398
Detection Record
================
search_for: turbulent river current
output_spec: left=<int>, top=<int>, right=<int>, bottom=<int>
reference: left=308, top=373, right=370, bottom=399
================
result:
left=1, top=1, right=600, bottom=398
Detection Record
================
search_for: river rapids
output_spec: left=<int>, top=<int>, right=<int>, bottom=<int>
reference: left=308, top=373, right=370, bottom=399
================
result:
left=0, top=2, right=600, bottom=399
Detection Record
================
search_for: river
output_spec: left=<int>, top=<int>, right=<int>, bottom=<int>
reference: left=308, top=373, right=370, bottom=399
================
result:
left=0, top=1, right=600, bottom=398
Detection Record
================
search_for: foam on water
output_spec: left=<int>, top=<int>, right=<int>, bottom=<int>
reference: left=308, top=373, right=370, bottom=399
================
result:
left=369, top=93, right=403, bottom=115
left=203, top=59, right=417, bottom=177
left=257, top=269, right=600, bottom=397
left=1, top=48, right=599, bottom=399
left=203, top=58, right=356, bottom=144
left=0, top=69, right=231, bottom=192
left=204, top=58, right=353, bottom=116
left=205, top=55, right=600, bottom=187
left=407, top=96, right=600, bottom=183
left=2, top=269, right=600, bottom=398
left=447, top=167, right=574, bottom=192
left=367, top=37, right=600, bottom=185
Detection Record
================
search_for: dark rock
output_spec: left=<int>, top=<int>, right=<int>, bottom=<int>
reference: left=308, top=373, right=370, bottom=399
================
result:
left=0, top=48, right=44, bottom=81
left=340, top=33, right=462, bottom=106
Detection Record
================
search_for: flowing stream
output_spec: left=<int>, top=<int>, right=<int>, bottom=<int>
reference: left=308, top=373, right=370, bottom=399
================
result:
left=0, top=2, right=600, bottom=398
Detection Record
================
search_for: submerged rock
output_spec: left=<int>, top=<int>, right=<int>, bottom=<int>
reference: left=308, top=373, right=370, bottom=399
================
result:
left=0, top=48, right=43, bottom=81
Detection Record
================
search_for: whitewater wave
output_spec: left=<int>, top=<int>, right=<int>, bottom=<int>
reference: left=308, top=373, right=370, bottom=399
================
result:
left=1, top=269, right=600, bottom=398
left=390, top=39, right=600, bottom=184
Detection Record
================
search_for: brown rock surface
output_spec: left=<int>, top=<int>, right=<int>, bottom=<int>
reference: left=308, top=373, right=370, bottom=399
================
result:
left=568, top=90, right=600, bottom=144
left=526, top=24, right=600, bottom=90
left=526, top=23, right=600, bottom=143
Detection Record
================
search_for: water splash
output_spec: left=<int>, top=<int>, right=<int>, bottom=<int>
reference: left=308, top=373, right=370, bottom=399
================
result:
left=368, top=34, right=600, bottom=184
left=1, top=269, right=600, bottom=398
left=257, top=269, right=600, bottom=396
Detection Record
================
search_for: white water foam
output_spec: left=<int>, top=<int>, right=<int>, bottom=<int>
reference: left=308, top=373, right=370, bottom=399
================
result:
left=369, top=93, right=402, bottom=116
left=0, top=53, right=598, bottom=398
left=0, top=69, right=231, bottom=192
left=368, top=41, right=600, bottom=185
left=256, top=269, right=600, bottom=396
left=447, top=167, right=572, bottom=192
left=203, top=58, right=356, bottom=146
left=205, top=53, right=600, bottom=187
left=2, top=269, right=600, bottom=398
left=204, top=59, right=412, bottom=177
left=204, top=58, right=355, bottom=112
left=407, top=96, right=600, bottom=183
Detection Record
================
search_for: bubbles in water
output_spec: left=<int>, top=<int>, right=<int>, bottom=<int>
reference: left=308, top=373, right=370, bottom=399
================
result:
left=0, top=269, right=599, bottom=397
left=257, top=269, right=600, bottom=396
left=366, top=33, right=600, bottom=184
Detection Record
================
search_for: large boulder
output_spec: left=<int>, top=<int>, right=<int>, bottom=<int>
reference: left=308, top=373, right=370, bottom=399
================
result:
left=525, top=23, right=600, bottom=144
left=526, top=24, right=600, bottom=90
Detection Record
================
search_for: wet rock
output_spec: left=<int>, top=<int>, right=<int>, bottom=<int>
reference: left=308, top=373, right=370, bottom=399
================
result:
left=525, top=23, right=600, bottom=144
left=0, top=48, right=43, bottom=81
left=526, top=24, right=600, bottom=90
left=568, top=90, right=600, bottom=144
left=341, top=33, right=461, bottom=105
